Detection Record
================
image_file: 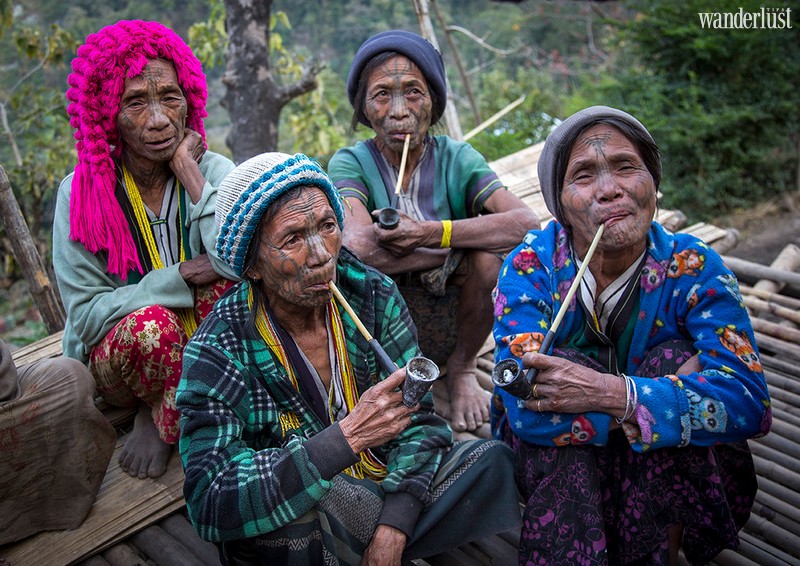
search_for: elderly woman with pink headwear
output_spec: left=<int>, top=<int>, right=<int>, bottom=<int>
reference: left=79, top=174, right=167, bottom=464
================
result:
left=52, top=20, right=237, bottom=479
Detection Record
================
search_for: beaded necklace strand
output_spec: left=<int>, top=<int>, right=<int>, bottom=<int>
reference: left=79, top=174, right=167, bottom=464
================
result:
left=250, top=287, right=387, bottom=480
left=122, top=165, right=198, bottom=336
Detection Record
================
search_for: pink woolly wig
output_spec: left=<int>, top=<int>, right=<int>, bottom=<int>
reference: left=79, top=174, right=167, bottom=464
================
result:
left=65, top=20, right=208, bottom=278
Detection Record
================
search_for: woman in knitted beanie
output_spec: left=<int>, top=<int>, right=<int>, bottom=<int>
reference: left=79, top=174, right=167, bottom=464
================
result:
left=177, top=152, right=521, bottom=564
left=52, top=20, right=237, bottom=479
left=328, top=30, right=540, bottom=435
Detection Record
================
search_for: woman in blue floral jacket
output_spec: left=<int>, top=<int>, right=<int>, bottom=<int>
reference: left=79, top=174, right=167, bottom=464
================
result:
left=492, top=106, right=771, bottom=565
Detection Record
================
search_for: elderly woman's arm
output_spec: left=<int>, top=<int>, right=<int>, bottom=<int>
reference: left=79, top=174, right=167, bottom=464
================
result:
left=618, top=242, right=771, bottom=451
left=492, top=233, right=618, bottom=447
left=493, top=228, right=771, bottom=451
left=53, top=176, right=194, bottom=357
left=178, top=333, right=362, bottom=542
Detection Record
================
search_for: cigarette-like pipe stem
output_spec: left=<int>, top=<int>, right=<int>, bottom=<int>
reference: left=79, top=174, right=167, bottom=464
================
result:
left=525, top=223, right=605, bottom=385
left=394, top=134, right=411, bottom=196
left=328, top=281, right=398, bottom=376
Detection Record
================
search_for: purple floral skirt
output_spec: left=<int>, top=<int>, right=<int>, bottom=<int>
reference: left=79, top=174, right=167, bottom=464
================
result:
left=504, top=341, right=756, bottom=565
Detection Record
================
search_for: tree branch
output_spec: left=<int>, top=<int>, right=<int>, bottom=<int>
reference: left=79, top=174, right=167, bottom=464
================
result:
left=278, top=59, right=325, bottom=103
left=445, top=25, right=520, bottom=56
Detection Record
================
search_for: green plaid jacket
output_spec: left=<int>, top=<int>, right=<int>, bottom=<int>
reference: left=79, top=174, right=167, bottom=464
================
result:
left=178, top=248, right=453, bottom=542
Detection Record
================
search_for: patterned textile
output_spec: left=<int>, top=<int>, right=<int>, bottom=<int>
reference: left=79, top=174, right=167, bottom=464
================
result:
left=178, top=248, right=454, bottom=543
left=214, top=152, right=345, bottom=277
left=54, top=150, right=237, bottom=363
left=90, top=278, right=232, bottom=443
left=218, top=439, right=521, bottom=565
left=492, top=221, right=771, bottom=451
left=329, top=135, right=504, bottom=222
left=395, top=283, right=460, bottom=367
left=507, top=344, right=756, bottom=565
left=0, top=345, right=116, bottom=544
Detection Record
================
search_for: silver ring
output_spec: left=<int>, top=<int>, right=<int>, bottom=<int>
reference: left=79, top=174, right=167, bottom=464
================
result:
left=537, top=399, right=542, bottom=413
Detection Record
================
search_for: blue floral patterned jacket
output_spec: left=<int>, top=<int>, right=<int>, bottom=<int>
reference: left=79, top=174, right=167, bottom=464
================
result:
left=492, top=221, right=771, bottom=452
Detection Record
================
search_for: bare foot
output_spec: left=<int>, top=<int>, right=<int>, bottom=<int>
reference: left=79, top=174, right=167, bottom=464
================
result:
left=445, top=371, right=491, bottom=432
left=119, top=403, right=172, bottom=479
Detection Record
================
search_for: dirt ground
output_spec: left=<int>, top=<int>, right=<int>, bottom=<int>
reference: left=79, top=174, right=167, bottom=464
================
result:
left=718, top=192, right=800, bottom=264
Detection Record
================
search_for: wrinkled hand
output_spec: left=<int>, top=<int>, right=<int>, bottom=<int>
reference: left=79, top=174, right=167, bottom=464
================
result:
left=521, top=352, right=623, bottom=415
left=371, top=210, right=436, bottom=257
left=340, top=368, right=417, bottom=454
left=361, top=524, right=407, bottom=566
left=178, top=254, right=220, bottom=286
left=170, top=128, right=206, bottom=167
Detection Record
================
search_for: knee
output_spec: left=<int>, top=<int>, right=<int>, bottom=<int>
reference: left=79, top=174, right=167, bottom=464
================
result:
left=125, top=305, right=185, bottom=342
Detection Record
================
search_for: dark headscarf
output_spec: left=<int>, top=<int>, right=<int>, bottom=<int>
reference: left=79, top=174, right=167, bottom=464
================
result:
left=346, top=30, right=447, bottom=127
left=538, top=106, right=661, bottom=225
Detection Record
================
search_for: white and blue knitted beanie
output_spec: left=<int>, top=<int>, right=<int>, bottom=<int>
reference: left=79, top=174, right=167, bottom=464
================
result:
left=215, top=152, right=345, bottom=277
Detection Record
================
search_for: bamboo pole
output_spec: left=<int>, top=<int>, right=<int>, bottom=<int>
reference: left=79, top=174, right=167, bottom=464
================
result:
left=722, top=254, right=800, bottom=292
left=751, top=317, right=800, bottom=344
left=736, top=531, right=798, bottom=566
left=750, top=442, right=800, bottom=491
left=740, top=283, right=800, bottom=310
left=0, top=163, right=65, bottom=333
left=754, top=332, right=800, bottom=361
left=753, top=243, right=800, bottom=295
left=757, top=476, right=800, bottom=515
left=411, top=0, right=464, bottom=140
left=744, top=295, right=800, bottom=325
left=463, top=95, right=526, bottom=141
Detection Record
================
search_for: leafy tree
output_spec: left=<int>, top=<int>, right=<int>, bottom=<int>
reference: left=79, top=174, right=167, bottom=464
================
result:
left=467, top=65, right=562, bottom=161
left=0, top=19, right=77, bottom=279
left=191, top=0, right=323, bottom=163
left=572, top=0, right=799, bottom=219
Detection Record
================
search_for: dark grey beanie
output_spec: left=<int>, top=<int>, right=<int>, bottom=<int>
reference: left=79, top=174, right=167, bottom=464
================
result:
left=346, top=30, right=447, bottom=127
left=538, top=106, right=661, bottom=225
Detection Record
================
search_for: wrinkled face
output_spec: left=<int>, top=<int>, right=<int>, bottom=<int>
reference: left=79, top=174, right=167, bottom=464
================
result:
left=363, top=55, right=433, bottom=153
left=247, top=187, right=342, bottom=312
left=560, top=124, right=657, bottom=255
left=116, top=59, right=187, bottom=164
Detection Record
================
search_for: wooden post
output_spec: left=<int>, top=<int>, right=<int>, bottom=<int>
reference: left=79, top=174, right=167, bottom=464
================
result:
left=0, top=163, right=65, bottom=333
left=411, top=0, right=464, bottom=140
left=430, top=0, right=481, bottom=125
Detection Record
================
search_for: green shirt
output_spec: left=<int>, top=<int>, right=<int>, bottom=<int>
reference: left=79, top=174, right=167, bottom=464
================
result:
left=52, top=151, right=237, bottom=362
left=178, top=248, right=453, bottom=542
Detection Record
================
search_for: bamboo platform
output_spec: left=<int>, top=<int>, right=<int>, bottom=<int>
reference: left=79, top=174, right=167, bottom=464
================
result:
left=2, top=143, right=792, bottom=566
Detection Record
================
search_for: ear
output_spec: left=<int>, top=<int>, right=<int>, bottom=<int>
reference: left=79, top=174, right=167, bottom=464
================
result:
left=246, top=268, right=261, bottom=281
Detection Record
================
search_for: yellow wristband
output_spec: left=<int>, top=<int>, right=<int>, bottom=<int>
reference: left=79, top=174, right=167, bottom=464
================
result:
left=440, top=219, right=452, bottom=248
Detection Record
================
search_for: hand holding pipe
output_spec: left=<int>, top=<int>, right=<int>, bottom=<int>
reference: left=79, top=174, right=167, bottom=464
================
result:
left=492, top=224, right=605, bottom=399
left=328, top=280, right=439, bottom=406
left=377, top=134, right=411, bottom=230
left=524, top=223, right=605, bottom=385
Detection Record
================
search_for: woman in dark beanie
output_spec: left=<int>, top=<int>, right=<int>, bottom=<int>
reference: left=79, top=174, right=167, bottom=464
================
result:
left=492, top=106, right=771, bottom=564
left=328, top=30, right=539, bottom=435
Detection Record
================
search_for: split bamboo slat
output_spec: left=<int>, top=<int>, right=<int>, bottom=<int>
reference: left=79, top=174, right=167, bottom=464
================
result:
left=713, top=243, right=800, bottom=566
left=1, top=442, right=185, bottom=566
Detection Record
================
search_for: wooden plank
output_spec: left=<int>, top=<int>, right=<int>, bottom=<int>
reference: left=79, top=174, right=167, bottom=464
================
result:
left=9, top=330, right=64, bottom=365
left=0, top=441, right=185, bottom=566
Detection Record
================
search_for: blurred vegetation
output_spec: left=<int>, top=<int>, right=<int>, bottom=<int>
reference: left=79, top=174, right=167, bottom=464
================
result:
left=0, top=0, right=798, bottom=344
